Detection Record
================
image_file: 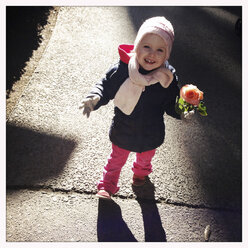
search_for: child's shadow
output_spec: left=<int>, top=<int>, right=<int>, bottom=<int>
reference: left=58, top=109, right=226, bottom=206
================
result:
left=132, top=177, right=167, bottom=242
left=97, top=199, right=137, bottom=242
left=97, top=178, right=166, bottom=242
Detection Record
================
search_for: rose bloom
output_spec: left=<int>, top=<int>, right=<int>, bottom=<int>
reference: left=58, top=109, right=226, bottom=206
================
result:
left=180, top=84, right=204, bottom=106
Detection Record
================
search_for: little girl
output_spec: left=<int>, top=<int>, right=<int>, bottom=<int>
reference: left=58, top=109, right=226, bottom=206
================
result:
left=80, top=16, right=190, bottom=200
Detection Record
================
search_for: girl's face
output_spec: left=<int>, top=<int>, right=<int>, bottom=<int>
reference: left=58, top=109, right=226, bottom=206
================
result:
left=136, top=33, right=167, bottom=71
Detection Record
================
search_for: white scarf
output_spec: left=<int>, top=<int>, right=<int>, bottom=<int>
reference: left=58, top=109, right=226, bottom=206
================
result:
left=114, top=54, right=174, bottom=115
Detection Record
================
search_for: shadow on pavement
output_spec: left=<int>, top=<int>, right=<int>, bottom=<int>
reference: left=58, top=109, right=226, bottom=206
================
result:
left=132, top=177, right=167, bottom=242
left=97, top=178, right=166, bottom=242
left=6, top=124, right=76, bottom=186
left=6, top=6, right=53, bottom=94
left=97, top=199, right=137, bottom=242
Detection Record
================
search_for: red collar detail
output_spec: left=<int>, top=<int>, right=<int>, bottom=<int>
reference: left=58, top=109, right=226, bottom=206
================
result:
left=118, top=44, right=134, bottom=64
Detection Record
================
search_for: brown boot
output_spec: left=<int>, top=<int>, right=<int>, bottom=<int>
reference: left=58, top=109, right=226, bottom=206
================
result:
left=132, top=174, right=146, bottom=186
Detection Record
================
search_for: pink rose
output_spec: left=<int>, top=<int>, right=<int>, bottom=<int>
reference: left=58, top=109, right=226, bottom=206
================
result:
left=180, top=84, right=204, bottom=106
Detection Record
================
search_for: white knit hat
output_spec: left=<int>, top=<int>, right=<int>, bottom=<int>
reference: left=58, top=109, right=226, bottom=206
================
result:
left=134, top=16, right=174, bottom=60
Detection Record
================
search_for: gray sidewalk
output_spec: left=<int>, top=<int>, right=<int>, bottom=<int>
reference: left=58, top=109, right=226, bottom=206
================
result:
left=6, top=6, right=242, bottom=242
left=6, top=189, right=241, bottom=242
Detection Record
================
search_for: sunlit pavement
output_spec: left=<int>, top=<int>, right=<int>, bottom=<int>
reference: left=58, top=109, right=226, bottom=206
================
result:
left=6, top=6, right=242, bottom=242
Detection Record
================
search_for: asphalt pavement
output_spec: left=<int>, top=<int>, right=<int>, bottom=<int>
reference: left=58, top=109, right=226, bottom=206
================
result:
left=6, top=6, right=242, bottom=243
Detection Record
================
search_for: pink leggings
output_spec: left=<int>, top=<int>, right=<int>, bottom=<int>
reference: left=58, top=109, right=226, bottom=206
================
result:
left=97, top=143, right=156, bottom=194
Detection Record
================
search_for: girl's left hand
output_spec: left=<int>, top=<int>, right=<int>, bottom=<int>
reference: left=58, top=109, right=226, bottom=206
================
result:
left=180, top=109, right=195, bottom=120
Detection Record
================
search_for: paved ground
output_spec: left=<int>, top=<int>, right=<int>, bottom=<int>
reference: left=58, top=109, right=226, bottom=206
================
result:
left=5, top=6, right=242, bottom=244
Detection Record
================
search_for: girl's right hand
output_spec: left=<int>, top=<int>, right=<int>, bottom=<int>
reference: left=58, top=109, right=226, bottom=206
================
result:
left=79, top=95, right=100, bottom=118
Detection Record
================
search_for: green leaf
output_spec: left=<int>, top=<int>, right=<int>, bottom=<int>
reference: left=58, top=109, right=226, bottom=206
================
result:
left=198, top=110, right=208, bottom=116
left=175, top=103, right=183, bottom=115
left=178, top=97, right=185, bottom=106
left=197, top=101, right=208, bottom=116
left=175, top=96, right=184, bottom=115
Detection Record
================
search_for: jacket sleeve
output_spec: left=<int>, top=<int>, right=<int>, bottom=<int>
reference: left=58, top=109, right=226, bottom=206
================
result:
left=86, top=61, right=128, bottom=111
left=163, top=69, right=181, bottom=119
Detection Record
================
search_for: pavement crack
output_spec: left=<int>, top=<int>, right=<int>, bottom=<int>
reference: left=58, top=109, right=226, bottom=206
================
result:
left=7, top=185, right=240, bottom=213
left=160, top=198, right=240, bottom=213
left=7, top=184, right=93, bottom=195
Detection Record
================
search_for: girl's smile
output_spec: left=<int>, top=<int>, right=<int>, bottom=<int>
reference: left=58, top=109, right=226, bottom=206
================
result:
left=144, top=58, right=155, bottom=64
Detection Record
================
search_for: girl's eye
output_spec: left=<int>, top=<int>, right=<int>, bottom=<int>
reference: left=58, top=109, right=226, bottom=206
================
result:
left=144, top=45, right=150, bottom=49
left=157, top=49, right=164, bottom=53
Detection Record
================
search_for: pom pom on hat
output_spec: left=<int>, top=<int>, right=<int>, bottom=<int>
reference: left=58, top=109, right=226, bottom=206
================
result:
left=134, top=16, right=174, bottom=60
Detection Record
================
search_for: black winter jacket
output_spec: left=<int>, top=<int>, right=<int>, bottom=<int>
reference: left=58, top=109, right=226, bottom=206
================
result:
left=88, top=45, right=181, bottom=153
